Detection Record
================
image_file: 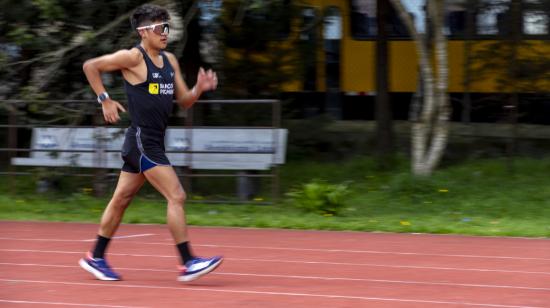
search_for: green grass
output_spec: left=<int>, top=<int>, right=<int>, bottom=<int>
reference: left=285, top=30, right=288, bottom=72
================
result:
left=1, top=157, right=549, bottom=237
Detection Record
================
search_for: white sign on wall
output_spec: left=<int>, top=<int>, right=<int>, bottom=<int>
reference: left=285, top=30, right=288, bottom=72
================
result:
left=12, top=127, right=287, bottom=170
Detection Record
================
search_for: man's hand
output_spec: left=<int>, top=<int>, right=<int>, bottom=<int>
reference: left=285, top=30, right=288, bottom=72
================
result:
left=196, top=67, right=218, bottom=93
left=101, top=99, right=126, bottom=124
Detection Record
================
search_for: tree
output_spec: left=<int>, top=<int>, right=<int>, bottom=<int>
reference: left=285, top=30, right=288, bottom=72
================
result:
left=375, top=0, right=394, bottom=168
left=388, top=0, right=450, bottom=176
left=218, top=0, right=300, bottom=98
left=0, top=0, right=192, bottom=104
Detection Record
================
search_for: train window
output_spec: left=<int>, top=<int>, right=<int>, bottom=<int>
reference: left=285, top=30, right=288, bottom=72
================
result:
left=476, top=0, right=511, bottom=35
left=524, top=11, right=549, bottom=34
left=445, top=2, right=467, bottom=37
left=300, top=7, right=318, bottom=91
left=350, top=0, right=377, bottom=38
left=300, top=7, right=317, bottom=41
left=388, top=17, right=410, bottom=37
left=402, top=0, right=425, bottom=34
left=324, top=7, right=342, bottom=40
left=523, top=0, right=549, bottom=35
left=350, top=0, right=417, bottom=39
left=388, top=2, right=413, bottom=37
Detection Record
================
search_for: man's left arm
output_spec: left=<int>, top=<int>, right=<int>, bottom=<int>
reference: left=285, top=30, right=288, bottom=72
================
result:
left=166, top=52, right=218, bottom=109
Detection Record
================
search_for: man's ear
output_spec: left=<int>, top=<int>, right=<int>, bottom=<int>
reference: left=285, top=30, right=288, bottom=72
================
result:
left=137, top=29, right=145, bottom=39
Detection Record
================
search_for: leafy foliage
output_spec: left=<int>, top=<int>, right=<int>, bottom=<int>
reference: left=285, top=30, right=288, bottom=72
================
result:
left=0, top=0, right=191, bottom=123
left=286, top=180, right=351, bottom=215
left=218, top=0, right=302, bottom=97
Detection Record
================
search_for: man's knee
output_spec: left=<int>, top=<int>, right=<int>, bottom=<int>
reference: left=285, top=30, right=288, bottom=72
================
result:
left=112, top=190, right=136, bottom=207
left=168, top=190, right=187, bottom=206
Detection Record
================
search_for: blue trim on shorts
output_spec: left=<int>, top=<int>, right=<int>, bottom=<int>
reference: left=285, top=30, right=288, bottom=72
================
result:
left=140, top=154, right=158, bottom=173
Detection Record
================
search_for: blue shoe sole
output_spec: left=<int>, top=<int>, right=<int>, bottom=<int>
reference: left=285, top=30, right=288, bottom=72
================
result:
left=78, top=258, right=120, bottom=281
left=177, top=258, right=223, bottom=282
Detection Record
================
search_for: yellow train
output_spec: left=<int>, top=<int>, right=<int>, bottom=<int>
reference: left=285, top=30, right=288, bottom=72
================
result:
left=219, top=0, right=550, bottom=122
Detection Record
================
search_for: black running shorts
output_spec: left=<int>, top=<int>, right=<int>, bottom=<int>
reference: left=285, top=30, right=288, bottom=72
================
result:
left=121, top=126, right=171, bottom=173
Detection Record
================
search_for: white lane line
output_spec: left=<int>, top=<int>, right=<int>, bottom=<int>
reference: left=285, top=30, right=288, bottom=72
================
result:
left=83, top=234, right=155, bottom=242
left=114, top=234, right=155, bottom=239
left=0, top=235, right=155, bottom=243
left=196, top=244, right=550, bottom=261
left=0, top=299, right=146, bottom=308
left=0, top=279, right=543, bottom=308
left=1, top=262, right=548, bottom=292
left=232, top=257, right=550, bottom=276
left=216, top=272, right=550, bottom=292
left=1, top=237, right=548, bottom=261
left=0, top=238, right=90, bottom=242
left=1, top=249, right=549, bottom=276
left=3, top=221, right=549, bottom=241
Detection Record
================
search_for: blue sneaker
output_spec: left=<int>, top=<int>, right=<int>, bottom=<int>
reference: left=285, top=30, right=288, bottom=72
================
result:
left=178, top=256, right=223, bottom=282
left=78, top=252, right=121, bottom=281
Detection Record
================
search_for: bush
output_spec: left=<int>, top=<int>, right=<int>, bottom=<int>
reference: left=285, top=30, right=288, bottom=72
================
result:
left=286, top=180, right=351, bottom=215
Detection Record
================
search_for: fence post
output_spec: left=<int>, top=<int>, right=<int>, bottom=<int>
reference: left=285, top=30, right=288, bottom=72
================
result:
left=182, top=105, right=193, bottom=195
left=8, top=104, right=17, bottom=193
left=272, top=99, right=282, bottom=202
left=92, top=109, right=107, bottom=197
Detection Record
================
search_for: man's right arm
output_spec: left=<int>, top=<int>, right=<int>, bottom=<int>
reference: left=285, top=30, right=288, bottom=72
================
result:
left=83, top=49, right=140, bottom=123
left=83, top=49, right=140, bottom=98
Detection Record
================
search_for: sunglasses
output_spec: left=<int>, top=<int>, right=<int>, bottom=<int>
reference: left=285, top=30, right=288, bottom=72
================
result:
left=136, top=22, right=170, bottom=35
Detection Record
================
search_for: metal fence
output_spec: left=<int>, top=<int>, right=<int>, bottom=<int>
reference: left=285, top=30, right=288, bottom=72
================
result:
left=1, top=99, right=283, bottom=204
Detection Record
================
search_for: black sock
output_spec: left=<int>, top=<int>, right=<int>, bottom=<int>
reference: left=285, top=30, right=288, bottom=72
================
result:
left=92, top=235, right=111, bottom=259
left=177, top=241, right=194, bottom=264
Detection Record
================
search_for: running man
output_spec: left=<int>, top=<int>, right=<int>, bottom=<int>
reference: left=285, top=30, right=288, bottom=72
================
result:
left=79, top=4, right=222, bottom=282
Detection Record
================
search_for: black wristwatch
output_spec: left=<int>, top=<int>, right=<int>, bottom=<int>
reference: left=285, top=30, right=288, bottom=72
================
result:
left=97, top=92, right=110, bottom=104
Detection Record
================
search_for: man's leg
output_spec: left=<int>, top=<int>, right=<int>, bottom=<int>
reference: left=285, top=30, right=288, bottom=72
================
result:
left=97, top=171, right=146, bottom=240
left=143, top=166, right=188, bottom=244
left=143, top=166, right=222, bottom=282
left=79, top=171, right=145, bottom=281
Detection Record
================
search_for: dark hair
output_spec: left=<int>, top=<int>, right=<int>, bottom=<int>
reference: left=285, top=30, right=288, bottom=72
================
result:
left=130, top=4, right=170, bottom=30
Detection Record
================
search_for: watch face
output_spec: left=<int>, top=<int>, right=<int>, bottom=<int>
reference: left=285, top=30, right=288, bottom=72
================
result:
left=99, top=93, right=108, bottom=101
left=97, top=93, right=109, bottom=103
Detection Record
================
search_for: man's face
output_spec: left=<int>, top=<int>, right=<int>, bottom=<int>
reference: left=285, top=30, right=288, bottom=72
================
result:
left=137, top=20, right=169, bottom=48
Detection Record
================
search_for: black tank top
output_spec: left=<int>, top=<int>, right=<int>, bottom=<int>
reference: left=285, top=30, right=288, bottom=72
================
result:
left=123, top=45, right=175, bottom=132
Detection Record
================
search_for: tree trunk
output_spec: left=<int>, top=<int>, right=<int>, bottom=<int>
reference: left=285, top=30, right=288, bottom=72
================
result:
left=388, top=0, right=450, bottom=176
left=462, top=0, right=476, bottom=123
left=375, top=0, right=394, bottom=168
left=425, top=0, right=450, bottom=172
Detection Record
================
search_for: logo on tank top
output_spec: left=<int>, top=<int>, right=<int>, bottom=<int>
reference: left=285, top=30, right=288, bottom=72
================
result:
left=149, top=83, right=160, bottom=94
left=149, top=82, right=174, bottom=95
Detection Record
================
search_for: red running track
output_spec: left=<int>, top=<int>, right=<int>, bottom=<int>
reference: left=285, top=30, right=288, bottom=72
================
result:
left=0, top=221, right=549, bottom=308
